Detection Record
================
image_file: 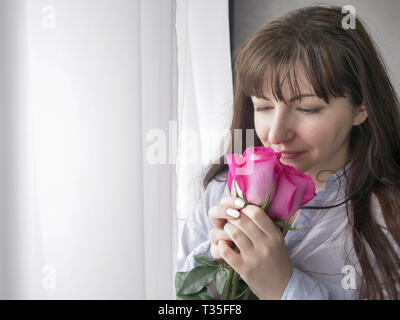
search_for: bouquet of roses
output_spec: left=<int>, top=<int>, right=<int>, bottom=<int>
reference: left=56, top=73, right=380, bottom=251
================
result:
left=175, top=146, right=316, bottom=300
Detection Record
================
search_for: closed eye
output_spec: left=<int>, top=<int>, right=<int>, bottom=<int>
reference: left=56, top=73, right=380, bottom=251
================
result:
left=299, top=108, right=321, bottom=114
left=255, top=106, right=273, bottom=112
left=255, top=106, right=321, bottom=114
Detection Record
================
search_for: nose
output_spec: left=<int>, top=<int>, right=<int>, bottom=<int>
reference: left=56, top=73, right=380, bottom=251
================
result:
left=268, top=108, right=295, bottom=145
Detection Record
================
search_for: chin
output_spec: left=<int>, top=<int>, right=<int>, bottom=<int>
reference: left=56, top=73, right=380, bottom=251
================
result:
left=280, top=159, right=307, bottom=172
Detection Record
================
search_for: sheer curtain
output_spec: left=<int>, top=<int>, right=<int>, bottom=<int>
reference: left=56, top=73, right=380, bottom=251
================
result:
left=0, top=0, right=177, bottom=299
left=175, top=0, right=233, bottom=272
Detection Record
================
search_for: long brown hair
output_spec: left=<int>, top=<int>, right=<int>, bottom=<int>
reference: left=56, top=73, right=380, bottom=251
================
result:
left=202, top=5, right=400, bottom=299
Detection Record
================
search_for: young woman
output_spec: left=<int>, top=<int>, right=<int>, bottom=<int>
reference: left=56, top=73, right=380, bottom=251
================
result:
left=177, top=5, right=400, bottom=299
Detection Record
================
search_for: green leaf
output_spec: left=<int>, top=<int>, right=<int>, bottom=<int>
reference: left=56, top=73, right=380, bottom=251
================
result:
left=234, top=180, right=239, bottom=198
left=234, top=180, right=250, bottom=205
left=201, top=292, right=217, bottom=300
left=226, top=185, right=231, bottom=196
left=274, top=219, right=305, bottom=231
left=176, top=288, right=207, bottom=300
left=261, top=187, right=275, bottom=211
left=194, top=254, right=220, bottom=268
left=241, top=189, right=251, bottom=205
left=215, top=268, right=227, bottom=295
left=175, top=271, right=190, bottom=295
left=176, top=266, right=218, bottom=296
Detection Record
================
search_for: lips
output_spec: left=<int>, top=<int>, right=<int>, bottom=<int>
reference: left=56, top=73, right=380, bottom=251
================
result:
left=280, top=151, right=305, bottom=159
left=280, top=151, right=303, bottom=154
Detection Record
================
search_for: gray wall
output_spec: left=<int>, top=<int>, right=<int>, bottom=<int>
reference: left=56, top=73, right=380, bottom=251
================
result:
left=230, top=0, right=400, bottom=94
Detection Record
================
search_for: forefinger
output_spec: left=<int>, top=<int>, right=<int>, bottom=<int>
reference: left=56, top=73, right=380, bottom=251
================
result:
left=208, top=196, right=247, bottom=229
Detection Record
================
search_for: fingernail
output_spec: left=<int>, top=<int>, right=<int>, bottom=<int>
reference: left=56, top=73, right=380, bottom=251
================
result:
left=234, top=198, right=245, bottom=209
left=226, top=208, right=240, bottom=218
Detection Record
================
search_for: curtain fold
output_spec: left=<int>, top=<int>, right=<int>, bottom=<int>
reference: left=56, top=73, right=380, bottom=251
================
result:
left=141, top=0, right=178, bottom=299
left=1, top=0, right=177, bottom=299
left=0, top=0, right=46, bottom=299
left=175, top=0, right=233, bottom=272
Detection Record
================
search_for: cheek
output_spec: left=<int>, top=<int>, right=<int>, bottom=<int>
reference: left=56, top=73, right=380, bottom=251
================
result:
left=254, top=117, right=270, bottom=143
left=298, top=119, right=352, bottom=150
left=298, top=123, right=328, bottom=147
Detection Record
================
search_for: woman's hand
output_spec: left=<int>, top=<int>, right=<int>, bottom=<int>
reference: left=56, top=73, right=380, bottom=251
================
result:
left=207, top=196, right=247, bottom=299
left=208, top=196, right=246, bottom=264
left=214, top=198, right=293, bottom=300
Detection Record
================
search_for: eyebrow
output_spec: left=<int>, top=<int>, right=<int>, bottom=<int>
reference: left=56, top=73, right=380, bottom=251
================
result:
left=259, top=93, right=318, bottom=103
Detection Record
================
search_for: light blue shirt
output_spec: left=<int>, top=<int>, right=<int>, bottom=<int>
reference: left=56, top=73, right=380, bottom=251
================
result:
left=176, top=163, right=396, bottom=299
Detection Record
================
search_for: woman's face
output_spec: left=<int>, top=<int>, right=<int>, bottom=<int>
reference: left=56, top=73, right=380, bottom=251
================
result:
left=251, top=69, right=367, bottom=189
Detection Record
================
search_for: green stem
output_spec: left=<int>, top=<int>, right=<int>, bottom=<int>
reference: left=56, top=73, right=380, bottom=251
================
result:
left=224, top=267, right=234, bottom=300
left=243, top=287, right=251, bottom=300
left=231, top=271, right=239, bottom=299
left=233, top=287, right=248, bottom=300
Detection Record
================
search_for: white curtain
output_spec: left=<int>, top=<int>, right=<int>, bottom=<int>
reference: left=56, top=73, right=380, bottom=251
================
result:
left=1, top=0, right=177, bottom=299
left=175, top=0, right=233, bottom=271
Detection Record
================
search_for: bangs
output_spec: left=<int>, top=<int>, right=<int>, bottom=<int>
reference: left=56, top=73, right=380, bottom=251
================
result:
left=237, top=37, right=348, bottom=105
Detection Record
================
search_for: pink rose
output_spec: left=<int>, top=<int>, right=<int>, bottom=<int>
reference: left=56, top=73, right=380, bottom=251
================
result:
left=226, top=146, right=316, bottom=219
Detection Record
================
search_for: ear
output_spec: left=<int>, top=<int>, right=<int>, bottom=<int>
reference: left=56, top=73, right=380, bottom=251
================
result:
left=352, top=104, right=368, bottom=126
